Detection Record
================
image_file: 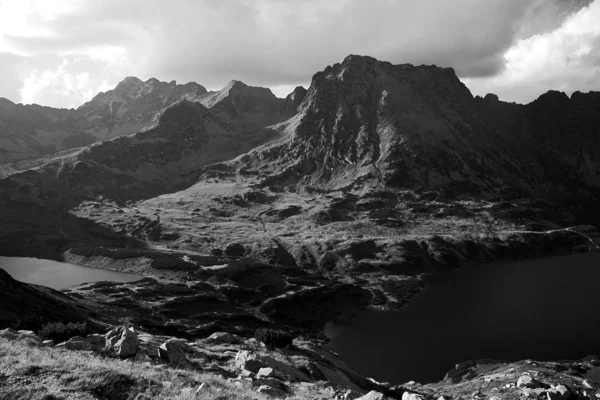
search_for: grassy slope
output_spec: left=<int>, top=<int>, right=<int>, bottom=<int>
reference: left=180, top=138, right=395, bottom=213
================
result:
left=0, top=338, right=268, bottom=400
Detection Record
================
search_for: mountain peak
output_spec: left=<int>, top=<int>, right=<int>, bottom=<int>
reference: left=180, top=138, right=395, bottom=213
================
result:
left=226, top=80, right=248, bottom=89
left=114, top=76, right=143, bottom=94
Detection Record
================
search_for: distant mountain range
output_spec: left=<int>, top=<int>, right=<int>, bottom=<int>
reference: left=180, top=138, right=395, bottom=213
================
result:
left=1, top=54, right=599, bottom=235
left=0, top=76, right=305, bottom=163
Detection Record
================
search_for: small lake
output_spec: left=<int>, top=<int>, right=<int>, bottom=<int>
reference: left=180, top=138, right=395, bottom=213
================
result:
left=324, top=252, right=600, bottom=385
left=0, top=256, right=143, bottom=289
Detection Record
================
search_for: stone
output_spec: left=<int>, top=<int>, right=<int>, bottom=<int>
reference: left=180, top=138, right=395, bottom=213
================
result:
left=224, top=242, right=245, bottom=257
left=114, top=328, right=140, bottom=358
left=358, top=391, right=386, bottom=400
left=256, top=367, right=274, bottom=378
left=206, top=331, right=243, bottom=345
left=256, top=384, right=288, bottom=398
left=546, top=385, right=571, bottom=400
left=42, top=340, right=54, bottom=347
left=158, top=340, right=188, bottom=367
left=239, top=369, right=254, bottom=378
left=235, top=350, right=266, bottom=373
left=583, top=380, right=594, bottom=389
left=341, top=390, right=363, bottom=400
left=86, top=334, right=106, bottom=349
left=517, top=374, right=540, bottom=389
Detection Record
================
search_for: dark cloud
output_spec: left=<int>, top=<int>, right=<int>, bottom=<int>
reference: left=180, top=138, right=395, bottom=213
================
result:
left=0, top=0, right=595, bottom=106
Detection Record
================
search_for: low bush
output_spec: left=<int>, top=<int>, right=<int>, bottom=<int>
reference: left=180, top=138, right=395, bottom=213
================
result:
left=254, top=328, right=294, bottom=349
left=38, top=321, right=89, bottom=343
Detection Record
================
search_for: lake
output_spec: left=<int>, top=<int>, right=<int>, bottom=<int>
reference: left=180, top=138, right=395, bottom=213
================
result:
left=324, top=252, right=600, bottom=385
left=0, top=256, right=143, bottom=289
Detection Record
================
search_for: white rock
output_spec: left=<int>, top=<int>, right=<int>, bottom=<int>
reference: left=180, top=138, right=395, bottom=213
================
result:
left=206, top=332, right=243, bottom=344
left=546, top=384, right=571, bottom=400
left=114, top=328, right=140, bottom=358
left=42, top=340, right=54, bottom=347
left=358, top=391, right=386, bottom=400
left=256, top=367, right=274, bottom=378
left=583, top=380, right=593, bottom=389
left=517, top=374, right=540, bottom=389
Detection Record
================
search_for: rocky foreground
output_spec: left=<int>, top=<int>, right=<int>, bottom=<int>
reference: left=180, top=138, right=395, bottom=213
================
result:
left=1, top=327, right=599, bottom=400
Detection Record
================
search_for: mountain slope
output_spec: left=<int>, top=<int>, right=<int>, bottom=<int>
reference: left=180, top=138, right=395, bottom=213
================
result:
left=0, top=78, right=208, bottom=163
left=0, top=99, right=281, bottom=206
left=475, top=90, right=600, bottom=187
left=233, top=55, right=590, bottom=203
left=197, top=80, right=301, bottom=128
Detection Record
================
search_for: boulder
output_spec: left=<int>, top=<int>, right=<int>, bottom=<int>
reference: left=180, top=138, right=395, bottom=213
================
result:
left=42, top=340, right=54, bottom=347
left=224, top=243, right=245, bottom=257
left=158, top=340, right=188, bottom=367
left=113, top=328, right=140, bottom=358
left=359, top=391, right=387, bottom=400
left=517, top=374, right=540, bottom=389
left=256, top=367, right=274, bottom=379
left=235, top=350, right=267, bottom=373
left=547, top=384, right=571, bottom=400
left=256, top=384, right=287, bottom=398
left=206, top=332, right=243, bottom=345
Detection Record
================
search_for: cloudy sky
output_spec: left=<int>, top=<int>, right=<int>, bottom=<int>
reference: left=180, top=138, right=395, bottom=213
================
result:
left=0, top=0, right=598, bottom=108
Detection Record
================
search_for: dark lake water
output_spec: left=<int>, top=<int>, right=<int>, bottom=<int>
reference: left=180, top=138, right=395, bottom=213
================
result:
left=0, top=256, right=143, bottom=289
left=324, top=252, right=600, bottom=385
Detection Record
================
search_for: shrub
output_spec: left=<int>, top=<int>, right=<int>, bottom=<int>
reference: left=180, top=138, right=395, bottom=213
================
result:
left=38, top=321, right=89, bottom=343
left=254, top=328, right=294, bottom=349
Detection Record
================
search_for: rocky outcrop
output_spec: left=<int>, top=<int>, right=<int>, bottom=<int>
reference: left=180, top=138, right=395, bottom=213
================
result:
left=158, top=340, right=189, bottom=367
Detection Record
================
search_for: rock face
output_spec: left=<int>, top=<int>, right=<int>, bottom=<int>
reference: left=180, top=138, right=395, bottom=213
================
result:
left=158, top=340, right=188, bottom=367
left=105, top=326, right=140, bottom=358
left=238, top=55, right=591, bottom=204
left=475, top=89, right=600, bottom=186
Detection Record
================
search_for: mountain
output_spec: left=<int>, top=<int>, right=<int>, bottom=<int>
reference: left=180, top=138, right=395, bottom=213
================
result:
left=0, top=99, right=282, bottom=207
left=237, top=55, right=589, bottom=203
left=0, top=77, right=208, bottom=162
left=196, top=80, right=305, bottom=127
left=475, top=90, right=600, bottom=186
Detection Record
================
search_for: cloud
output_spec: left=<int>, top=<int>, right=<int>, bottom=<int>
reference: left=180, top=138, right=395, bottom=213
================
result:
left=19, top=58, right=123, bottom=108
left=464, top=0, right=600, bottom=103
left=0, top=0, right=595, bottom=107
